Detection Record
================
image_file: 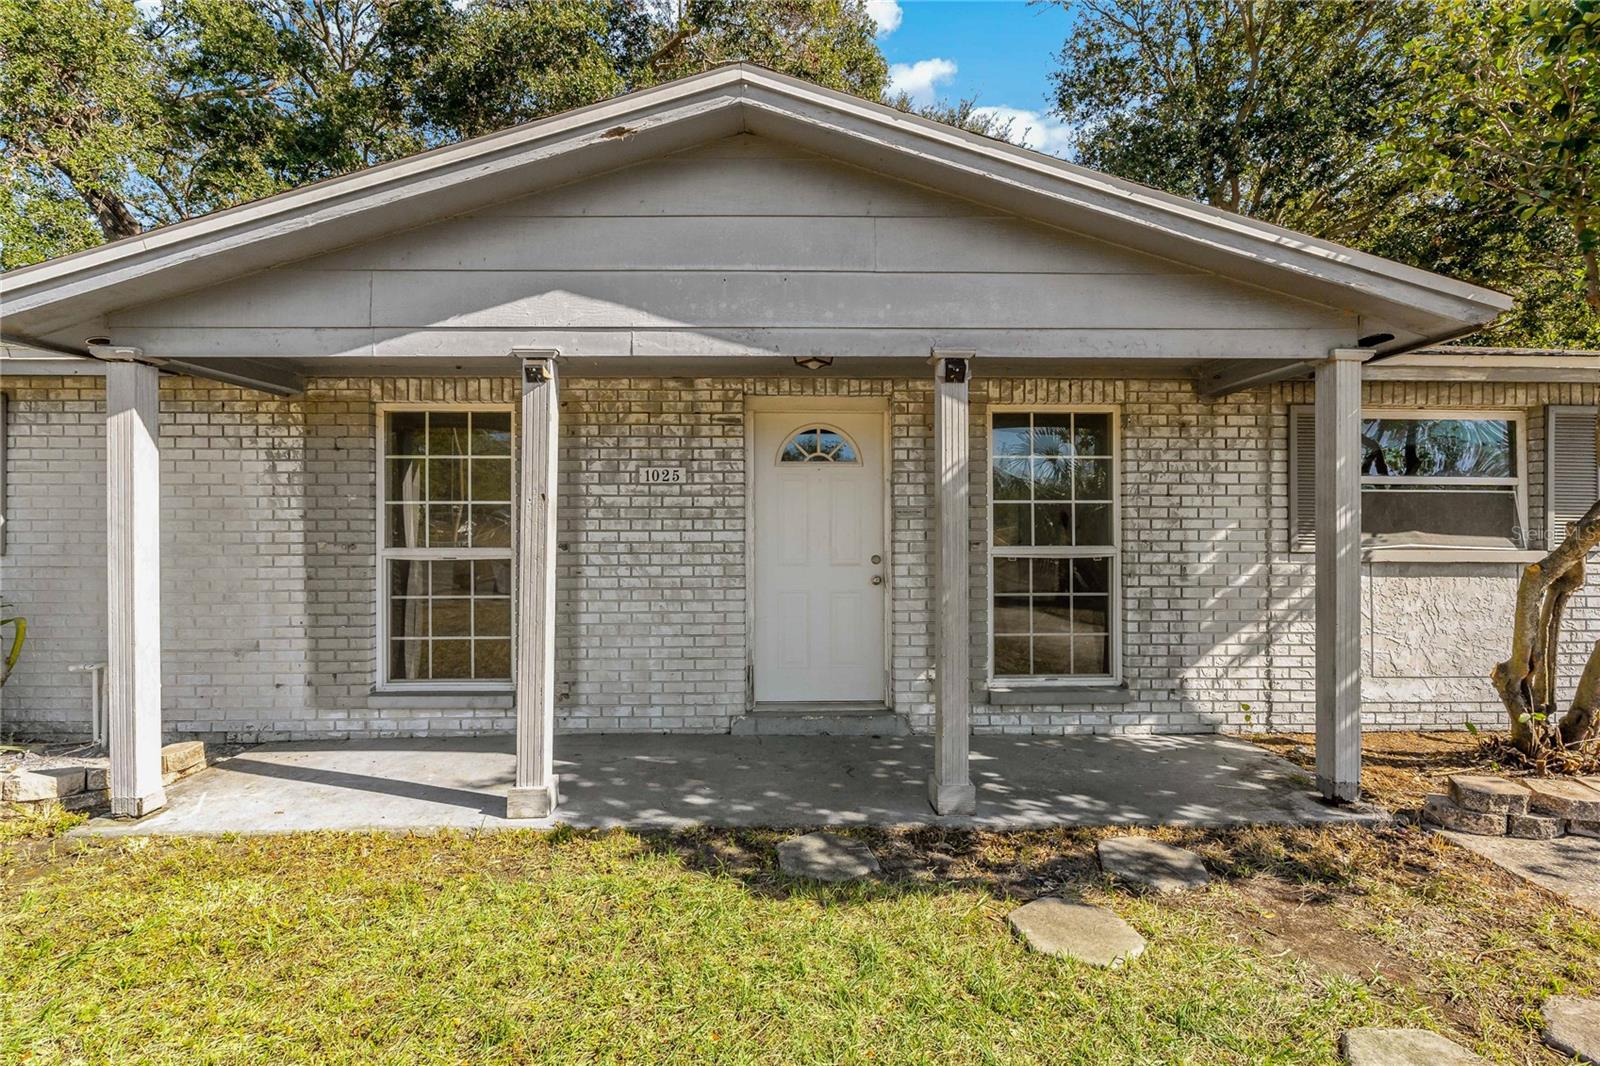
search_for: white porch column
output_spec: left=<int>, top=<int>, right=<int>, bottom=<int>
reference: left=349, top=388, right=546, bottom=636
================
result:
left=105, top=359, right=166, bottom=818
left=508, top=352, right=560, bottom=818
left=1313, top=347, right=1372, bottom=802
left=928, top=351, right=977, bottom=815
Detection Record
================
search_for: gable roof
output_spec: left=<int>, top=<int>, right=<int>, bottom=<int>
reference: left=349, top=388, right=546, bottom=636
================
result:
left=0, top=64, right=1511, bottom=357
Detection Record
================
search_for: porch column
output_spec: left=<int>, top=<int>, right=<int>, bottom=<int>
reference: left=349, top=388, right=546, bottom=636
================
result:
left=928, top=351, right=977, bottom=815
left=508, top=352, right=560, bottom=818
left=105, top=359, right=166, bottom=818
left=1313, top=347, right=1372, bottom=802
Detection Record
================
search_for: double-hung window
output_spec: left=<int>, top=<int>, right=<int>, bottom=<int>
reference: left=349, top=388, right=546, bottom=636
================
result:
left=379, top=408, right=514, bottom=686
left=989, top=409, right=1119, bottom=684
left=1290, top=408, right=1528, bottom=550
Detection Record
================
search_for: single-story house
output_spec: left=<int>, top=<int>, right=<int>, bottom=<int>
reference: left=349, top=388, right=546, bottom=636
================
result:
left=1, top=66, right=1597, bottom=820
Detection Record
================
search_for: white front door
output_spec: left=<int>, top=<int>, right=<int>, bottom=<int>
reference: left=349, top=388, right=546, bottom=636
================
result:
left=753, top=410, right=886, bottom=703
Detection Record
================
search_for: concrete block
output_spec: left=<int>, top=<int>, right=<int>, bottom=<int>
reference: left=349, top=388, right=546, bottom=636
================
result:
left=1507, top=812, right=1563, bottom=840
left=63, top=788, right=111, bottom=812
left=160, top=740, right=207, bottom=776
left=86, top=767, right=109, bottom=791
left=1524, top=778, right=1600, bottom=821
left=1447, top=775, right=1530, bottom=815
left=1423, top=794, right=1505, bottom=836
left=2, top=767, right=87, bottom=803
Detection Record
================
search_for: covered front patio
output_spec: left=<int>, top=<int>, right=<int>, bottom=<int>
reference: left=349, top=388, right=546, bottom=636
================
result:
left=2, top=66, right=1516, bottom=826
left=78, top=733, right=1377, bottom=835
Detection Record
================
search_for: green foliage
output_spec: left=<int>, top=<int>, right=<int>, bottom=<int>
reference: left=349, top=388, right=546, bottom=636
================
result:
left=1395, top=0, right=1600, bottom=313
left=0, top=0, right=888, bottom=267
left=0, top=599, right=24, bottom=686
left=0, top=0, right=164, bottom=262
left=1049, top=0, right=1427, bottom=244
left=1049, top=0, right=1600, bottom=347
left=641, top=0, right=886, bottom=97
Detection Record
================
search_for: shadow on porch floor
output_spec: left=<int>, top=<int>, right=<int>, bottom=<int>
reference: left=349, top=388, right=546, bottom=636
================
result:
left=79, top=734, right=1379, bottom=835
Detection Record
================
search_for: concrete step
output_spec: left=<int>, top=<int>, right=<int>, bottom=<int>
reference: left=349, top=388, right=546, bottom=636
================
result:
left=730, top=704, right=909, bottom=737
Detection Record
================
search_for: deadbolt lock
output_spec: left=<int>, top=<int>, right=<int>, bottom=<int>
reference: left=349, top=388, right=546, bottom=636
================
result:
left=870, top=554, right=882, bottom=564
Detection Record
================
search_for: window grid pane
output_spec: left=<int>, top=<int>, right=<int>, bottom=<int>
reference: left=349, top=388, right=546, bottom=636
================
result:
left=990, top=412, right=1116, bottom=551
left=382, top=410, right=514, bottom=684
left=385, top=558, right=513, bottom=682
left=991, top=410, right=1116, bottom=681
left=990, top=554, right=1115, bottom=676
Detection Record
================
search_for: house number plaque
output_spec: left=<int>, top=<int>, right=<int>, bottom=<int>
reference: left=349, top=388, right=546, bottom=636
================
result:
left=638, top=467, right=686, bottom=485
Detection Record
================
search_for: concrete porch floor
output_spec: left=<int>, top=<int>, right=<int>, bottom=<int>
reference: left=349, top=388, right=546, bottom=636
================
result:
left=80, top=733, right=1378, bottom=835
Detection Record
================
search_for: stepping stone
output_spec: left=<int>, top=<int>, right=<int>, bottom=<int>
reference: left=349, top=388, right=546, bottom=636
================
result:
left=1423, top=794, right=1506, bottom=836
left=1006, top=898, right=1145, bottom=967
left=1569, top=819, right=1600, bottom=840
left=1524, top=778, right=1600, bottom=821
left=776, top=832, right=879, bottom=882
left=1339, top=1027, right=1487, bottom=1065
left=1543, top=995, right=1600, bottom=1063
left=1097, top=836, right=1213, bottom=893
left=1448, top=775, right=1530, bottom=815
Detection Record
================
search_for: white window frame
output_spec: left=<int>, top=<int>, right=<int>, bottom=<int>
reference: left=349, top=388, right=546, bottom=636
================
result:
left=1291, top=406, right=1530, bottom=553
left=375, top=403, right=516, bottom=693
left=986, top=404, right=1122, bottom=688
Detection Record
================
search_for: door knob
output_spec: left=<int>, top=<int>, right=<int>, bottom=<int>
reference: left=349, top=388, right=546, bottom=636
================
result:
left=871, top=575, right=883, bottom=585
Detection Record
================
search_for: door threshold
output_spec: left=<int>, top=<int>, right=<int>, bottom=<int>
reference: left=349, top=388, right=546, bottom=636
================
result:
left=732, top=702, right=907, bottom=737
left=752, top=701, right=892, bottom=716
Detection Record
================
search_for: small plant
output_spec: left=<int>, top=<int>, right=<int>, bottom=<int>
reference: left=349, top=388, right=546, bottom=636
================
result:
left=0, top=599, right=25, bottom=686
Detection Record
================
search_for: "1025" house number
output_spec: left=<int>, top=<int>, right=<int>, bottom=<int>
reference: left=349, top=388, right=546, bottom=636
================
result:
left=638, top=467, right=686, bottom=484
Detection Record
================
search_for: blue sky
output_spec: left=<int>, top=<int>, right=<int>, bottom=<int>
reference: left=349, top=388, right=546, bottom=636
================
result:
left=871, top=0, right=1079, bottom=155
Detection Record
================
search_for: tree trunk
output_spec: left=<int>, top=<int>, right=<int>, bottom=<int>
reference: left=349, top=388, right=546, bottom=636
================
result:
left=56, top=164, right=143, bottom=241
left=1582, top=243, right=1599, bottom=312
left=1493, top=498, right=1600, bottom=754
left=1562, top=639, right=1600, bottom=745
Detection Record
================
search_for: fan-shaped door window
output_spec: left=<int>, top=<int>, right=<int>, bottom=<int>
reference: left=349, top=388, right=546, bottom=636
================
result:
left=779, top=425, right=860, bottom=464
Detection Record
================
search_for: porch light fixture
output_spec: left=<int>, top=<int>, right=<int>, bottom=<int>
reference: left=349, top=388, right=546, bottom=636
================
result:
left=792, top=355, right=834, bottom=371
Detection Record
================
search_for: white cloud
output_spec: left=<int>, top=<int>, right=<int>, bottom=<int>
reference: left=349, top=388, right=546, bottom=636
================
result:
left=970, top=106, right=1078, bottom=157
left=865, top=0, right=903, bottom=36
left=887, top=58, right=958, bottom=107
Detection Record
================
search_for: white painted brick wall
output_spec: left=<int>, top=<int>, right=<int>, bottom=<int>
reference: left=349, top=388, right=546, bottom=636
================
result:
left=1, top=372, right=1594, bottom=741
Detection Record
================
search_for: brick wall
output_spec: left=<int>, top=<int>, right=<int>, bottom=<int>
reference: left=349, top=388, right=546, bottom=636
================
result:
left=0, top=372, right=1594, bottom=741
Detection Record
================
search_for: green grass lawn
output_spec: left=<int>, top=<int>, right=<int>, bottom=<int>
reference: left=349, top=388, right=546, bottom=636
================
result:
left=2, top=824, right=1595, bottom=1064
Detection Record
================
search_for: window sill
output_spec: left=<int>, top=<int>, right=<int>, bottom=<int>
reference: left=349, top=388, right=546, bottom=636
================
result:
left=987, top=683, right=1131, bottom=706
left=369, top=684, right=515, bottom=699
left=1362, top=547, right=1545, bottom=564
left=1291, top=546, right=1547, bottom=564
